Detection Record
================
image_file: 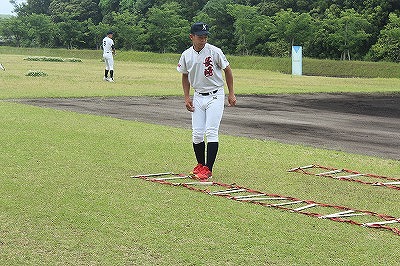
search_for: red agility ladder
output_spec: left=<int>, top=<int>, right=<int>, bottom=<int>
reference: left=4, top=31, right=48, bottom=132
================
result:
left=131, top=173, right=400, bottom=236
left=288, top=164, right=400, bottom=191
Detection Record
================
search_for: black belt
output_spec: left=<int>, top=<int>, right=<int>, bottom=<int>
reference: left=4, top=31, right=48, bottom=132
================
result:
left=198, top=89, right=218, bottom=96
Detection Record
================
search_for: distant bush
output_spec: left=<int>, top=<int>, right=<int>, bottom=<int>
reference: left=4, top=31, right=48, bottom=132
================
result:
left=23, top=56, right=82, bottom=62
left=26, top=70, right=48, bottom=77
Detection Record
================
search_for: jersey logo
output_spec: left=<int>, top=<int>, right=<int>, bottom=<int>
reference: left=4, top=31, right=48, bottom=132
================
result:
left=203, top=56, right=214, bottom=77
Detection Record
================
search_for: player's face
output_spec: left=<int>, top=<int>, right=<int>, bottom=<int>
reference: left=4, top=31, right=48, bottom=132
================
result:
left=190, top=34, right=208, bottom=51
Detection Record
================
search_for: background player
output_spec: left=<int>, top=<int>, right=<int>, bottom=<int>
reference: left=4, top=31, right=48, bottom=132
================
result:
left=102, top=31, right=115, bottom=82
left=177, top=22, right=237, bottom=180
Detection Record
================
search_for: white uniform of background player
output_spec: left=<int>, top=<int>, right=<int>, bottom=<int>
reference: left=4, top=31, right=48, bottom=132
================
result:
left=102, top=31, right=115, bottom=82
left=177, top=22, right=236, bottom=180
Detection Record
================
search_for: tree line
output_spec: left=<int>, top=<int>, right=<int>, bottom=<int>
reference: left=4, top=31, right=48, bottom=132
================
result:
left=1, top=0, right=399, bottom=62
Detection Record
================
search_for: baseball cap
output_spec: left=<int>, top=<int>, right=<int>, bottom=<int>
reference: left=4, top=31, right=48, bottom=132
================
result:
left=191, top=22, right=210, bottom=36
left=107, top=31, right=114, bottom=35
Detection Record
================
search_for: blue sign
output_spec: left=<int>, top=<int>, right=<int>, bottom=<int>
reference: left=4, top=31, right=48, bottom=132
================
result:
left=292, top=46, right=302, bottom=76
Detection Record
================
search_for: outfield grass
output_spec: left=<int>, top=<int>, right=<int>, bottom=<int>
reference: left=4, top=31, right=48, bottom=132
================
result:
left=0, top=53, right=399, bottom=99
left=0, top=49, right=399, bottom=265
left=1, top=46, right=400, bottom=78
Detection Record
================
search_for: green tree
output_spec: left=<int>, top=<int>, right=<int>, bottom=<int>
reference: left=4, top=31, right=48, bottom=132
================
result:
left=0, top=14, right=55, bottom=47
left=25, top=13, right=56, bottom=47
left=174, top=0, right=208, bottom=21
left=111, top=11, right=146, bottom=50
left=195, top=0, right=235, bottom=53
left=227, top=4, right=274, bottom=55
left=272, top=9, right=315, bottom=54
left=49, top=0, right=102, bottom=23
left=13, top=0, right=52, bottom=15
left=99, top=0, right=120, bottom=15
left=55, top=19, right=87, bottom=49
left=144, top=2, right=188, bottom=53
left=88, top=21, right=113, bottom=49
left=325, top=8, right=371, bottom=60
left=367, top=13, right=400, bottom=62
left=0, top=16, right=29, bottom=47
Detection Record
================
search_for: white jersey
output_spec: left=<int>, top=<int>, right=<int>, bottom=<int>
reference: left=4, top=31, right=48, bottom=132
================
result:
left=177, top=43, right=229, bottom=93
left=102, top=36, right=114, bottom=55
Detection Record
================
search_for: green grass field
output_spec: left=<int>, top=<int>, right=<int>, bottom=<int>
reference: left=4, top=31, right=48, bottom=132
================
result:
left=1, top=49, right=399, bottom=265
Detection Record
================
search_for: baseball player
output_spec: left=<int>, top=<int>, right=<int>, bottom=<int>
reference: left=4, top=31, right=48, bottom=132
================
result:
left=0, top=63, right=5, bottom=71
left=102, top=31, right=115, bottom=82
left=177, top=22, right=237, bottom=180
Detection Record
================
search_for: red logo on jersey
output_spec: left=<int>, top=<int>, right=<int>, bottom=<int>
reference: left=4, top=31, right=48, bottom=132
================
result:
left=203, top=56, right=213, bottom=77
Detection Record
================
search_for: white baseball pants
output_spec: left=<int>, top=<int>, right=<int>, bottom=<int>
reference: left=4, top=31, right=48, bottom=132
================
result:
left=103, top=53, right=114, bottom=71
left=192, top=89, right=225, bottom=144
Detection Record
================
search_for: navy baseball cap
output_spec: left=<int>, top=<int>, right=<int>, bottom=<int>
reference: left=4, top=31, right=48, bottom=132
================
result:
left=107, top=31, right=114, bottom=35
left=191, top=22, right=210, bottom=36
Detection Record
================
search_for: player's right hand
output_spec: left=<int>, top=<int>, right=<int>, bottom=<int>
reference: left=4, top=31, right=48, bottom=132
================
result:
left=185, top=99, right=194, bottom=112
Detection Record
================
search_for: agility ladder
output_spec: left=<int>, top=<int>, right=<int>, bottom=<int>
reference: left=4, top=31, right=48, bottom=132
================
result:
left=131, top=173, right=400, bottom=236
left=288, top=164, right=400, bottom=191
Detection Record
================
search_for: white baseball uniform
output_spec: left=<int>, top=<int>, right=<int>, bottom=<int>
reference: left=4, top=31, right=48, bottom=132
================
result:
left=102, top=36, right=114, bottom=71
left=177, top=43, right=229, bottom=143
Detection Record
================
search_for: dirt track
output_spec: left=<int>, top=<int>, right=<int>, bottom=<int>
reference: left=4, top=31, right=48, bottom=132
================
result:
left=18, top=93, right=400, bottom=160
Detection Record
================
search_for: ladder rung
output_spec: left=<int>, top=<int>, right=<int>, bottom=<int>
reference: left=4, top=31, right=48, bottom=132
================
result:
left=210, top=189, right=247, bottom=195
left=327, top=213, right=366, bottom=218
left=131, top=172, right=173, bottom=178
left=238, top=197, right=288, bottom=201
left=372, top=181, right=400, bottom=186
left=319, top=210, right=356, bottom=219
left=317, top=169, right=343, bottom=176
left=334, top=173, right=364, bottom=179
left=178, top=181, right=214, bottom=186
left=153, top=176, right=190, bottom=181
left=233, top=194, right=266, bottom=199
left=271, top=200, right=303, bottom=207
left=363, top=219, right=400, bottom=227
left=293, top=203, right=318, bottom=211
left=288, top=165, right=314, bottom=172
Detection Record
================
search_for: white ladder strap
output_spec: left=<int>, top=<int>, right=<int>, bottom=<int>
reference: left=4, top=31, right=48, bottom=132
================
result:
left=271, top=200, right=304, bottom=207
left=327, top=213, right=366, bottom=218
left=178, top=181, right=214, bottom=186
left=131, top=172, right=173, bottom=178
left=288, top=165, right=314, bottom=172
left=363, top=219, right=400, bottom=227
left=233, top=194, right=266, bottom=199
left=293, top=203, right=318, bottom=211
left=333, top=173, right=364, bottom=179
left=210, top=188, right=247, bottom=195
left=317, top=169, right=343, bottom=176
left=153, top=176, right=190, bottom=181
left=372, top=181, right=400, bottom=186
left=319, top=210, right=358, bottom=219
left=238, top=197, right=288, bottom=201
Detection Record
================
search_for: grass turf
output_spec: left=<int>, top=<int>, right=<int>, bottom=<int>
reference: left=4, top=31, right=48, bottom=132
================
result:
left=0, top=50, right=399, bottom=265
